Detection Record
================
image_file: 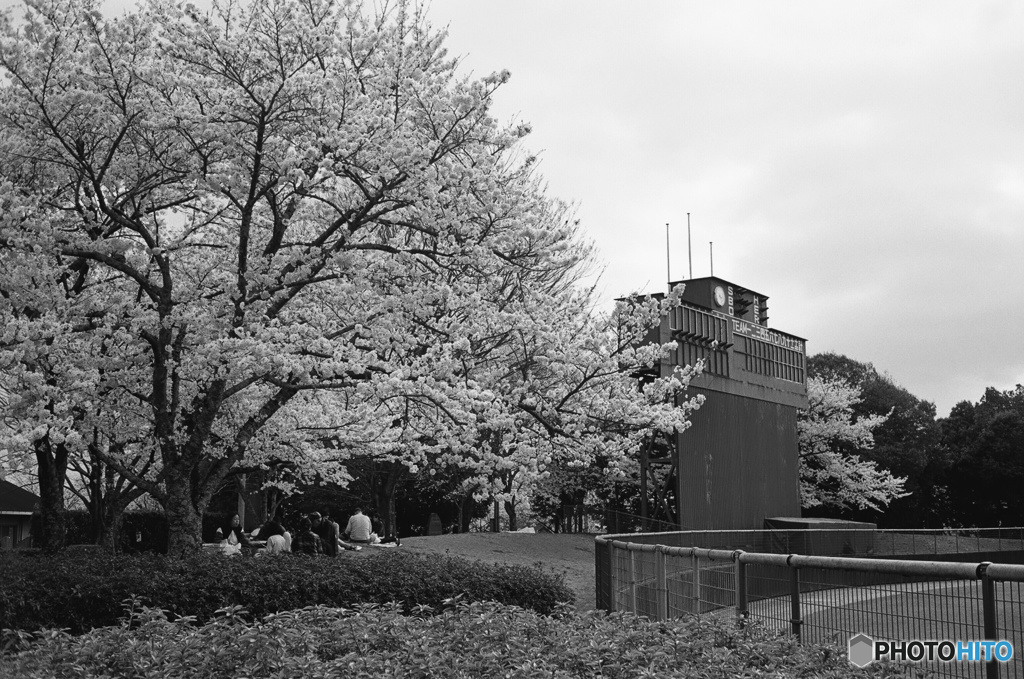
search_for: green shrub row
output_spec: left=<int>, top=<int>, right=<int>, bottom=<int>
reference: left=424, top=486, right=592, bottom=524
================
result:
left=0, top=549, right=572, bottom=634
left=0, top=599, right=914, bottom=678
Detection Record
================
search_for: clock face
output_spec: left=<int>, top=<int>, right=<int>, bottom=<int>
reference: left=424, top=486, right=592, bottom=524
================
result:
left=713, top=286, right=726, bottom=307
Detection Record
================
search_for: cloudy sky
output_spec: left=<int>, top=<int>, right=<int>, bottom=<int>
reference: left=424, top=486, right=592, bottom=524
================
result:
left=427, top=0, right=1024, bottom=417
left=3, top=0, right=1021, bottom=417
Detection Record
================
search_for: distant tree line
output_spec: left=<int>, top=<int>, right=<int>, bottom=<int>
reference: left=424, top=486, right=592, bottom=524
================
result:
left=802, top=352, right=1024, bottom=529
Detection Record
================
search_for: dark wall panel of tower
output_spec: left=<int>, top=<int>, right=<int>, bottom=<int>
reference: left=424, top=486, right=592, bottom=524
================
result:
left=677, top=387, right=801, bottom=530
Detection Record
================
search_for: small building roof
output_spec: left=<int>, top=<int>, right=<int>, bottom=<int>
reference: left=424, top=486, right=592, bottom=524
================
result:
left=0, top=479, right=40, bottom=514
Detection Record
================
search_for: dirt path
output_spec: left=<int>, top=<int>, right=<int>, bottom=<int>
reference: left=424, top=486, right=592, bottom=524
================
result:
left=400, top=532, right=597, bottom=612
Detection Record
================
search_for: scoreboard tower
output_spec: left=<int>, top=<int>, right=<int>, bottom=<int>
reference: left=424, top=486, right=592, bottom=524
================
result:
left=641, top=277, right=808, bottom=531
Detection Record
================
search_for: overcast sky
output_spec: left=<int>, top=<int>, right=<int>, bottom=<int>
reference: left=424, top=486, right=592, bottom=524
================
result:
left=3, top=0, right=1021, bottom=417
left=428, top=1, right=1024, bottom=417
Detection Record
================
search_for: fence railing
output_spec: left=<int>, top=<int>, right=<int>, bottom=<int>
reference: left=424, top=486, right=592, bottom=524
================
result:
left=596, top=529, right=1024, bottom=679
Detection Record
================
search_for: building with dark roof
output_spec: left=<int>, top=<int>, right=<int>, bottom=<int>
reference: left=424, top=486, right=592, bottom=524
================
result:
left=0, top=478, right=39, bottom=549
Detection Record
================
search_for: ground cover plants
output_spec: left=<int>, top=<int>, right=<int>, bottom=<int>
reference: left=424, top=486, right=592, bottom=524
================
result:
left=0, top=598, right=921, bottom=679
left=0, top=549, right=572, bottom=634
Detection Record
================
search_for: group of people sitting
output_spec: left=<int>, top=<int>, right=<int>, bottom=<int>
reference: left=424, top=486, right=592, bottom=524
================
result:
left=217, top=507, right=395, bottom=557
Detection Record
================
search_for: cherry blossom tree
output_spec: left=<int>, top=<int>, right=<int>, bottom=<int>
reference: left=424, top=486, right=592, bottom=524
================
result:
left=0, top=0, right=700, bottom=553
left=798, top=375, right=908, bottom=512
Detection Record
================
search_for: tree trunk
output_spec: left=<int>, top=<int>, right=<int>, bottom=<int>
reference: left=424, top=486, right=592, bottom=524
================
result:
left=100, top=503, right=126, bottom=553
left=504, top=498, right=518, bottom=532
left=35, top=437, right=68, bottom=553
left=266, top=486, right=281, bottom=521
left=95, top=460, right=146, bottom=551
left=164, top=472, right=204, bottom=556
left=86, top=451, right=104, bottom=544
left=370, top=463, right=402, bottom=537
left=499, top=470, right=518, bottom=532
left=459, top=494, right=473, bottom=533
left=384, top=485, right=396, bottom=537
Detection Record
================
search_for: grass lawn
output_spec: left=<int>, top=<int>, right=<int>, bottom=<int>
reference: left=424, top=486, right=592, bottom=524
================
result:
left=400, top=532, right=597, bottom=611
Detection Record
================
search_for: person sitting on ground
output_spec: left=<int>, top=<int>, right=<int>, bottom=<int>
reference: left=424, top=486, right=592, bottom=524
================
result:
left=254, top=517, right=288, bottom=555
left=291, top=517, right=323, bottom=556
left=275, top=512, right=293, bottom=552
left=345, top=507, right=373, bottom=544
left=220, top=513, right=252, bottom=556
left=314, top=510, right=341, bottom=557
left=309, top=512, right=325, bottom=549
left=370, top=512, right=384, bottom=539
left=313, top=510, right=359, bottom=552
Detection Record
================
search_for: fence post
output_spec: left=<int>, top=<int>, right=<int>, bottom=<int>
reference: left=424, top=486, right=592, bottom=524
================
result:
left=691, top=552, right=701, bottom=614
left=734, top=551, right=747, bottom=626
left=979, top=562, right=999, bottom=679
left=607, top=541, right=617, bottom=613
left=627, top=547, right=637, bottom=613
left=655, top=545, right=668, bottom=621
left=788, top=557, right=802, bottom=641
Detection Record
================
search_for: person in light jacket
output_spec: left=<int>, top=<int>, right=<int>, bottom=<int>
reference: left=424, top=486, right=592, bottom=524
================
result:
left=345, top=507, right=373, bottom=543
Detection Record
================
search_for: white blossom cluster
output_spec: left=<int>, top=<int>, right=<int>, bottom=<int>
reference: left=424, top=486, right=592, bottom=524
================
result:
left=798, top=375, right=908, bottom=511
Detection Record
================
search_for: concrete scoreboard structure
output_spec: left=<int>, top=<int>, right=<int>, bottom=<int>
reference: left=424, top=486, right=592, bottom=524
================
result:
left=641, top=277, right=808, bottom=530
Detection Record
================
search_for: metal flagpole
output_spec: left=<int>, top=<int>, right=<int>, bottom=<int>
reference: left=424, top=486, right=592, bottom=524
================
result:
left=687, top=213, right=692, bottom=279
left=665, top=223, right=670, bottom=284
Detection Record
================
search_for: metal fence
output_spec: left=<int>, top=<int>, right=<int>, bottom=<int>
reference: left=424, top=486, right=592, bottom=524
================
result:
left=596, top=529, right=1024, bottom=679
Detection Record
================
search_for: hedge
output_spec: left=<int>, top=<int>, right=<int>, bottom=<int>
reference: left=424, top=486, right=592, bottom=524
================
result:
left=0, top=600, right=914, bottom=678
left=0, top=549, right=572, bottom=634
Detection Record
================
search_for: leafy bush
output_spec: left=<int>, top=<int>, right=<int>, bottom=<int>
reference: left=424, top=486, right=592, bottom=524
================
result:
left=0, top=549, right=571, bottom=634
left=0, top=599, right=914, bottom=678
